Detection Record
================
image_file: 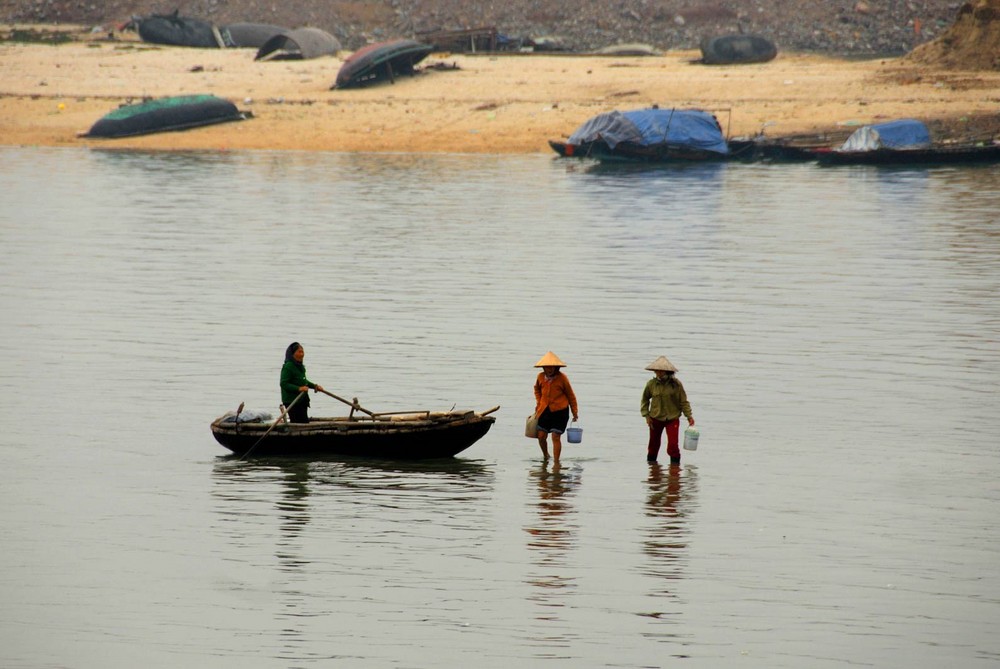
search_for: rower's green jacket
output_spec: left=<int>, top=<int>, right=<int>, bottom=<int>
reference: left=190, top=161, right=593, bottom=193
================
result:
left=640, top=376, right=693, bottom=422
left=280, top=360, right=316, bottom=406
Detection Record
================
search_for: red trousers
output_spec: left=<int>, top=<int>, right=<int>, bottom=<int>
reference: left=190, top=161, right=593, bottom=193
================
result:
left=647, top=417, right=680, bottom=461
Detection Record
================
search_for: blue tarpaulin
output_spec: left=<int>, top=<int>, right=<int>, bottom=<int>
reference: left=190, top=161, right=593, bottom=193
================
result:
left=838, top=119, right=932, bottom=151
left=568, top=108, right=729, bottom=154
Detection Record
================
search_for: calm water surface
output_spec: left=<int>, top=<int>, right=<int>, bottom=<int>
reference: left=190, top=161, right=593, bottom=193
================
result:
left=1, top=147, right=998, bottom=668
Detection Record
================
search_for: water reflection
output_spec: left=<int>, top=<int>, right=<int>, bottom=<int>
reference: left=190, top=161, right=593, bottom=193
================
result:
left=640, top=463, right=698, bottom=606
left=524, top=462, right=582, bottom=608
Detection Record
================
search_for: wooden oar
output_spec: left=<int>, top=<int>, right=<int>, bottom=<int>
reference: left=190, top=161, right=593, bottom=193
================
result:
left=238, top=391, right=305, bottom=461
left=318, top=388, right=375, bottom=417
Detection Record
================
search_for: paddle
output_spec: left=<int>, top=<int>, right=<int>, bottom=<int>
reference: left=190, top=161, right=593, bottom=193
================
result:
left=238, top=390, right=305, bottom=461
left=317, top=388, right=375, bottom=417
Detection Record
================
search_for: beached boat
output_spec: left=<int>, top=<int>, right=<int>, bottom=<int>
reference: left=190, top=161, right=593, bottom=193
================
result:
left=129, top=10, right=224, bottom=48
left=813, top=118, right=1000, bottom=166
left=211, top=406, right=499, bottom=459
left=255, top=27, right=341, bottom=61
left=699, top=34, right=778, bottom=65
left=815, top=144, right=1000, bottom=165
left=81, top=95, right=247, bottom=139
left=332, top=39, right=434, bottom=89
left=549, top=108, right=730, bottom=162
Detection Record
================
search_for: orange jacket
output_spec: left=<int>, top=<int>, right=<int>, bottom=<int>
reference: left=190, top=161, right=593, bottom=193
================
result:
left=534, top=371, right=578, bottom=417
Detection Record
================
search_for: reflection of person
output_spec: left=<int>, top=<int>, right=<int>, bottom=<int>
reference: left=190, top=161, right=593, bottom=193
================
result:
left=532, top=351, right=579, bottom=462
left=640, top=355, right=694, bottom=465
left=280, top=342, right=323, bottom=423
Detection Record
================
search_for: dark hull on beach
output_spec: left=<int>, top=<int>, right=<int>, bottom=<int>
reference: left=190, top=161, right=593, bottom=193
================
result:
left=211, top=409, right=497, bottom=459
left=548, top=139, right=729, bottom=162
left=333, top=39, right=433, bottom=89
left=81, top=95, right=246, bottom=139
left=814, top=144, right=1000, bottom=166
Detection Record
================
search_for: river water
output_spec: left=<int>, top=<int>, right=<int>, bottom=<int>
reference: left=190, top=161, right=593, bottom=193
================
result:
left=1, top=147, right=998, bottom=668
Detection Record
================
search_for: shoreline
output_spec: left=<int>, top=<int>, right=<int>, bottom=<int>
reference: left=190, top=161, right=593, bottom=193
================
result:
left=2, top=28, right=999, bottom=154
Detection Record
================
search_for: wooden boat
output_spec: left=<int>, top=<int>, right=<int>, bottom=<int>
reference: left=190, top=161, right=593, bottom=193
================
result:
left=80, top=95, right=246, bottom=139
left=814, top=144, right=1000, bottom=166
left=812, top=118, right=1000, bottom=166
left=129, top=10, right=224, bottom=48
left=549, top=138, right=729, bottom=162
left=211, top=407, right=498, bottom=459
left=332, top=39, right=434, bottom=89
left=550, top=108, right=731, bottom=163
left=255, top=27, right=341, bottom=61
left=699, top=34, right=778, bottom=65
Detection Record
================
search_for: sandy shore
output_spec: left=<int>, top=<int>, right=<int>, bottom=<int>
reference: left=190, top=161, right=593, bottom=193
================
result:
left=2, top=27, right=999, bottom=153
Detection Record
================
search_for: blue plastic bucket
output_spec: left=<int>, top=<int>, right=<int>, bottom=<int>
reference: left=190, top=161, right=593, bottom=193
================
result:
left=566, top=425, right=583, bottom=443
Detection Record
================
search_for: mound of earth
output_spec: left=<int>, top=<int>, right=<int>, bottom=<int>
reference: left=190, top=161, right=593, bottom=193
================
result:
left=907, top=0, right=1000, bottom=70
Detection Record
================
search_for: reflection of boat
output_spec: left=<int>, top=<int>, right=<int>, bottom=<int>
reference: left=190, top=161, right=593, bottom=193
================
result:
left=210, top=407, right=498, bottom=459
left=813, top=118, right=1000, bottom=166
left=549, top=108, right=730, bottom=162
left=332, top=39, right=434, bottom=89
left=81, top=95, right=247, bottom=139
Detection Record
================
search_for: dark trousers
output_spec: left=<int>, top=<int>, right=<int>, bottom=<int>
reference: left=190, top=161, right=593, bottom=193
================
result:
left=287, top=401, right=310, bottom=424
left=647, top=417, right=680, bottom=461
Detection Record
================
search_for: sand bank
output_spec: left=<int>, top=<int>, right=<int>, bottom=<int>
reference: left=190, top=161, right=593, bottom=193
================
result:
left=1, top=28, right=999, bottom=153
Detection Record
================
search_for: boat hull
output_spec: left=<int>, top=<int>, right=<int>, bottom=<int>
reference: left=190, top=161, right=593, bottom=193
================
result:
left=815, top=145, right=1000, bottom=166
left=82, top=95, right=245, bottom=139
left=333, top=39, right=433, bottom=89
left=211, top=413, right=495, bottom=459
left=549, top=139, right=729, bottom=162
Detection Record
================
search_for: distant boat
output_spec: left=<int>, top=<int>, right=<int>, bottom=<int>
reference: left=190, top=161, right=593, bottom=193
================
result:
left=81, top=95, right=246, bottom=139
left=332, top=39, right=434, bottom=89
left=129, top=10, right=224, bottom=48
left=549, top=108, right=730, bottom=162
left=812, top=118, right=1000, bottom=165
left=211, top=407, right=498, bottom=459
left=699, top=34, right=777, bottom=65
left=255, top=27, right=341, bottom=61
left=220, top=22, right=288, bottom=49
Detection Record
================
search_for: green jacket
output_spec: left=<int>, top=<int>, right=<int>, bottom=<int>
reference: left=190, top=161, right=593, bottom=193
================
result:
left=280, top=360, right=315, bottom=406
left=640, top=376, right=692, bottom=422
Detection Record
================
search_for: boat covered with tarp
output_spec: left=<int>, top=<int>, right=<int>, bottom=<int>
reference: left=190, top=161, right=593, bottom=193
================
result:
left=812, top=118, right=1000, bottom=165
left=81, top=95, right=247, bottom=139
left=333, top=39, right=434, bottom=89
left=699, top=34, right=778, bottom=64
left=255, top=27, right=341, bottom=61
left=211, top=406, right=499, bottom=459
left=549, top=108, right=730, bottom=162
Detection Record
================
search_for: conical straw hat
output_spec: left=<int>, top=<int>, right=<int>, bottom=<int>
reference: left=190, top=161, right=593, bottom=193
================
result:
left=534, top=351, right=567, bottom=367
left=645, top=355, right=678, bottom=372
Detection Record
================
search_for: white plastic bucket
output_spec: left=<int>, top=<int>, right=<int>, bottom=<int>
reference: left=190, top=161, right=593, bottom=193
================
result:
left=683, top=426, right=699, bottom=451
left=566, top=425, right=583, bottom=443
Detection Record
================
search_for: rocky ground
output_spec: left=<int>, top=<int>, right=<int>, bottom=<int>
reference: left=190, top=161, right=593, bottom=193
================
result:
left=0, top=0, right=971, bottom=56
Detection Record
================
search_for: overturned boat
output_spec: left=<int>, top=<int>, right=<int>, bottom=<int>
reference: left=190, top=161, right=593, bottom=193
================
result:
left=211, top=406, right=499, bottom=459
left=699, top=34, right=777, bottom=64
left=81, top=95, right=247, bottom=139
left=255, top=27, right=341, bottom=61
left=128, top=10, right=225, bottom=48
left=220, top=22, right=288, bottom=48
left=549, top=108, right=730, bottom=162
left=333, top=39, right=434, bottom=89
